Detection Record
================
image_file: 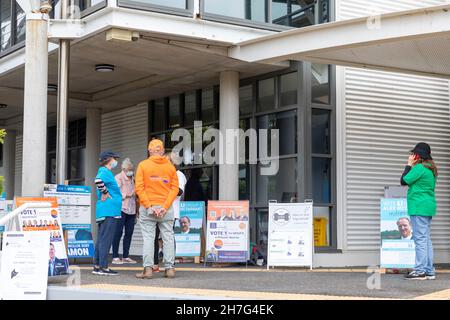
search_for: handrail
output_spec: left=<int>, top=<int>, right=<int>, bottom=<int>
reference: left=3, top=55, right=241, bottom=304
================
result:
left=0, top=202, right=53, bottom=226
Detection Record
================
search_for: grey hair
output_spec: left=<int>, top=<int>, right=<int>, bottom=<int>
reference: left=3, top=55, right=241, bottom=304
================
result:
left=121, top=157, right=133, bottom=169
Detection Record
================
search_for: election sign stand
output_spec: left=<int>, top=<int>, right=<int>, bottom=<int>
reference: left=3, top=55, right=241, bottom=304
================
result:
left=15, top=197, right=70, bottom=278
left=43, top=184, right=94, bottom=259
left=380, top=198, right=415, bottom=271
left=175, top=201, right=205, bottom=262
left=205, top=201, right=250, bottom=266
left=1, top=231, right=50, bottom=300
left=267, top=201, right=314, bottom=270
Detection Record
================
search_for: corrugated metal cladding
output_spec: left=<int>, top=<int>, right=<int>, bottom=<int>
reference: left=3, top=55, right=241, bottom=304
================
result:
left=101, top=103, right=149, bottom=256
left=14, top=134, right=22, bottom=196
left=343, top=68, right=450, bottom=251
left=337, top=0, right=448, bottom=20
left=338, top=0, right=450, bottom=253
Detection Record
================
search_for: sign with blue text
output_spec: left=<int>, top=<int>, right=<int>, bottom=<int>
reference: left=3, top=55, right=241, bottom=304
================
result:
left=175, top=201, right=204, bottom=257
left=380, top=198, right=415, bottom=269
left=44, top=184, right=94, bottom=258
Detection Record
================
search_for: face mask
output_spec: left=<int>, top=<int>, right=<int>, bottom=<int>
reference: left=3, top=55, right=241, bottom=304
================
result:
left=126, top=171, right=134, bottom=177
left=110, top=159, right=118, bottom=169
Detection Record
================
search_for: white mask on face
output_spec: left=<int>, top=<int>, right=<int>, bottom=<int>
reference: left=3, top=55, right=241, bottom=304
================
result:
left=126, top=171, right=134, bottom=177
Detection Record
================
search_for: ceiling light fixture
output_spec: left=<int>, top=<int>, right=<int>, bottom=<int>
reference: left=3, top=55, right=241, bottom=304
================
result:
left=95, top=64, right=115, bottom=72
left=48, top=84, right=58, bottom=92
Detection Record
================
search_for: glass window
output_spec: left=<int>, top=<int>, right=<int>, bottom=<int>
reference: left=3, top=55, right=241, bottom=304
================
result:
left=169, top=95, right=181, bottom=129
left=257, top=110, right=297, bottom=156
left=311, top=63, right=330, bottom=104
left=239, top=165, right=249, bottom=200
left=312, top=157, right=331, bottom=204
left=314, top=206, right=330, bottom=247
left=239, top=85, right=253, bottom=116
left=256, top=209, right=269, bottom=257
left=272, top=0, right=316, bottom=28
left=183, top=167, right=214, bottom=202
left=1, top=0, right=12, bottom=51
left=15, top=4, right=25, bottom=44
left=184, top=91, right=198, bottom=127
left=312, top=109, right=330, bottom=154
left=201, top=88, right=215, bottom=123
left=153, top=99, right=166, bottom=132
left=256, top=158, right=297, bottom=205
left=205, top=0, right=266, bottom=23
left=279, top=72, right=298, bottom=107
left=138, top=0, right=188, bottom=9
left=257, top=78, right=275, bottom=112
left=68, top=148, right=85, bottom=180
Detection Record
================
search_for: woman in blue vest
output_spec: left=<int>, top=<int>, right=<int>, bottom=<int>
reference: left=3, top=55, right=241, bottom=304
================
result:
left=93, top=150, right=123, bottom=276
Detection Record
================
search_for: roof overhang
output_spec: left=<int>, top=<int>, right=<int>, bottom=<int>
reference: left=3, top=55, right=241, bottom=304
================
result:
left=229, top=4, right=450, bottom=79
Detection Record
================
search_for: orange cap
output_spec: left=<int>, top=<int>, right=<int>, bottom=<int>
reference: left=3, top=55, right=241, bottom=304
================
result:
left=148, top=139, right=164, bottom=151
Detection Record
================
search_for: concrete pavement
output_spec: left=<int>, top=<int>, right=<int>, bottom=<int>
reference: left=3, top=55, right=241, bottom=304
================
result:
left=49, top=262, right=450, bottom=300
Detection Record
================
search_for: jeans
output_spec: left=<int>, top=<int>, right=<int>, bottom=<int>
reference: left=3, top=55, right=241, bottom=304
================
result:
left=139, top=205, right=175, bottom=269
left=93, top=217, right=119, bottom=268
left=411, top=215, right=434, bottom=275
left=112, top=212, right=136, bottom=259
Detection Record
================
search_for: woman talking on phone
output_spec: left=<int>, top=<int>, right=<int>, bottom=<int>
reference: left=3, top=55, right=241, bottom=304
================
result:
left=401, top=142, right=437, bottom=280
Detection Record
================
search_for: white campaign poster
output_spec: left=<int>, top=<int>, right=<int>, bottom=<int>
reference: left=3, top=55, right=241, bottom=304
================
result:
left=268, top=202, right=314, bottom=268
left=0, top=232, right=50, bottom=300
left=15, top=198, right=69, bottom=276
left=43, top=184, right=91, bottom=228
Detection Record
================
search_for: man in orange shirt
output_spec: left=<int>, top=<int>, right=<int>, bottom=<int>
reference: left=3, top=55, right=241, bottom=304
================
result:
left=135, top=139, right=179, bottom=279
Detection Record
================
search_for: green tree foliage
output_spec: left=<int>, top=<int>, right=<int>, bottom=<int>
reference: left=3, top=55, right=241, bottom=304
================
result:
left=0, top=129, right=5, bottom=144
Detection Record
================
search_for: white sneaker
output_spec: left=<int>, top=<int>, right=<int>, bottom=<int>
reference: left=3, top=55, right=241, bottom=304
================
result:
left=122, top=257, right=137, bottom=264
left=112, top=258, right=123, bottom=265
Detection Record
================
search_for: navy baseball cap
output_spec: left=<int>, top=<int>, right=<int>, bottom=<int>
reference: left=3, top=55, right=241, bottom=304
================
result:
left=99, top=150, right=121, bottom=162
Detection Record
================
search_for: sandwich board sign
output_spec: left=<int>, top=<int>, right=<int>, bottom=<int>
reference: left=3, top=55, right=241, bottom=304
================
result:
left=267, top=202, right=314, bottom=269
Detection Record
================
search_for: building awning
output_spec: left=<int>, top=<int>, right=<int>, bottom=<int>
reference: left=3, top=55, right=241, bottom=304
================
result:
left=229, top=4, right=450, bottom=79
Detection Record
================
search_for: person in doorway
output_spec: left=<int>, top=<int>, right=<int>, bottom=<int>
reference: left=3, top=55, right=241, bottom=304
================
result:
left=184, top=168, right=205, bottom=202
left=397, top=217, right=413, bottom=240
left=401, top=142, right=437, bottom=280
left=112, top=158, right=138, bottom=265
left=135, top=139, right=179, bottom=279
left=92, top=150, right=122, bottom=276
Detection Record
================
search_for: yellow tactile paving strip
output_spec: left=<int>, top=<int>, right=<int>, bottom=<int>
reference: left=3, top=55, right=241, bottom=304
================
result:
left=76, top=266, right=370, bottom=273
left=80, top=283, right=395, bottom=300
left=76, top=266, right=450, bottom=274
left=415, top=289, right=450, bottom=300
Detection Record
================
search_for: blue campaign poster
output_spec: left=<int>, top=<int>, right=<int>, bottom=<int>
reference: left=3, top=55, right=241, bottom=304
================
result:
left=174, top=201, right=204, bottom=257
left=67, top=228, right=95, bottom=258
left=380, top=198, right=415, bottom=268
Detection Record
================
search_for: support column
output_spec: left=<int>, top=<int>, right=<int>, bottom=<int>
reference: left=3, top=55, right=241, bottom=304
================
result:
left=85, top=108, right=101, bottom=240
left=21, top=13, right=49, bottom=197
left=3, top=130, right=16, bottom=199
left=56, top=0, right=71, bottom=184
left=219, top=71, right=240, bottom=200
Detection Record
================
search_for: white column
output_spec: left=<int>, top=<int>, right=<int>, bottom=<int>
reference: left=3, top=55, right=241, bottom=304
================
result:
left=21, top=13, right=49, bottom=197
left=56, top=0, right=71, bottom=184
left=219, top=71, right=240, bottom=200
left=85, top=108, right=101, bottom=240
left=3, top=130, right=16, bottom=199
